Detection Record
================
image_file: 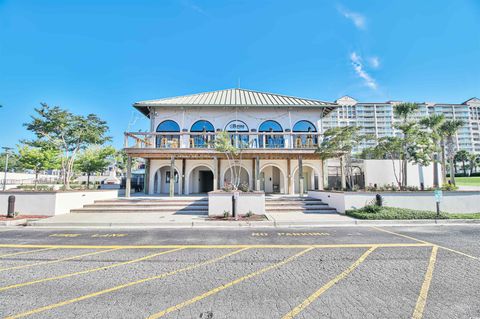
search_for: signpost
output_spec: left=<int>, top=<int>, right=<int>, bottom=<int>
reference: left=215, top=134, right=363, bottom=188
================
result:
left=434, top=189, right=443, bottom=218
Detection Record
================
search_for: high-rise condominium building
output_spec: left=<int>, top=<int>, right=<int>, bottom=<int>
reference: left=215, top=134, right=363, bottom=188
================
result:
left=322, top=96, right=480, bottom=153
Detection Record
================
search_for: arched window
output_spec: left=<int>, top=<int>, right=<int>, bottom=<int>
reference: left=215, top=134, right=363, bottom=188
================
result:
left=259, top=120, right=284, bottom=148
left=156, top=120, right=180, bottom=148
left=225, top=120, right=249, bottom=148
left=190, top=120, right=214, bottom=148
left=293, top=120, right=317, bottom=148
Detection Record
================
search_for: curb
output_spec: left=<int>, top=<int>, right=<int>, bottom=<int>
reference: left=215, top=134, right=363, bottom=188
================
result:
left=19, top=218, right=480, bottom=229
left=0, top=219, right=27, bottom=226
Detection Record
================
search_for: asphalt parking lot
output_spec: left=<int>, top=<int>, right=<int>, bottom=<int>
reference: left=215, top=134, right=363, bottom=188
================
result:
left=0, top=225, right=479, bottom=319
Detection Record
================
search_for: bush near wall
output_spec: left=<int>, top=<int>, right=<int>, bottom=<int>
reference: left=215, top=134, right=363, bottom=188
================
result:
left=346, top=206, right=449, bottom=220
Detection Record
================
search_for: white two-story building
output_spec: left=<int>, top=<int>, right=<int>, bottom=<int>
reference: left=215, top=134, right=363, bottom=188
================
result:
left=124, top=88, right=337, bottom=196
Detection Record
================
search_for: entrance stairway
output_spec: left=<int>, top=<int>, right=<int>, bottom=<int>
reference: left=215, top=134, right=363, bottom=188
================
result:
left=70, top=197, right=209, bottom=215
left=265, top=196, right=337, bottom=214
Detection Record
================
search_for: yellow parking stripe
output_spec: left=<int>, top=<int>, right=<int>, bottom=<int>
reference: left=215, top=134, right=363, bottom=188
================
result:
left=0, top=243, right=431, bottom=249
left=0, top=248, right=56, bottom=258
left=372, top=227, right=479, bottom=261
left=282, top=246, right=377, bottom=319
left=146, top=247, right=315, bottom=319
left=5, top=248, right=249, bottom=319
left=412, top=246, right=438, bottom=319
left=371, top=227, right=429, bottom=244
left=0, top=248, right=184, bottom=292
left=0, top=248, right=119, bottom=272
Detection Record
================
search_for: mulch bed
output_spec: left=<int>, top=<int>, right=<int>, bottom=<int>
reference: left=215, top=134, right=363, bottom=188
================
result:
left=207, top=214, right=267, bottom=221
left=0, top=215, right=49, bottom=221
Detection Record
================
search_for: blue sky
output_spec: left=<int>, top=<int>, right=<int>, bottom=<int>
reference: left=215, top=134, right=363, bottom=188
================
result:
left=1, top=0, right=479, bottom=148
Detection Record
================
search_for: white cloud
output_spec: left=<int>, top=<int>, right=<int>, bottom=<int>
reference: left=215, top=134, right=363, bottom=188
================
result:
left=350, top=52, right=377, bottom=90
left=181, top=0, right=207, bottom=15
left=338, top=6, right=366, bottom=30
left=369, top=56, right=380, bottom=68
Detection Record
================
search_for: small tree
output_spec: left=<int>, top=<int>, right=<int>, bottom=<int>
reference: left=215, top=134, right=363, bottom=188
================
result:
left=213, top=131, right=246, bottom=191
left=439, top=119, right=465, bottom=185
left=469, top=153, right=480, bottom=175
left=75, top=146, right=116, bottom=189
left=24, top=104, right=110, bottom=189
left=420, top=114, right=445, bottom=187
left=371, top=136, right=404, bottom=187
left=454, top=150, right=469, bottom=177
left=316, top=126, right=371, bottom=190
left=394, top=102, right=420, bottom=188
left=18, top=145, right=60, bottom=190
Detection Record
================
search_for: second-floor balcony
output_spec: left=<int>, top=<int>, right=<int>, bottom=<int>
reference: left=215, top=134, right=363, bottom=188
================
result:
left=124, top=131, right=322, bottom=150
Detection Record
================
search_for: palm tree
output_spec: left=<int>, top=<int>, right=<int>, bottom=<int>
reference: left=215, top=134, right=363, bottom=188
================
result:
left=439, top=119, right=465, bottom=185
left=420, top=114, right=445, bottom=188
left=469, top=153, right=480, bottom=175
left=394, top=102, right=419, bottom=188
left=454, top=150, right=469, bottom=177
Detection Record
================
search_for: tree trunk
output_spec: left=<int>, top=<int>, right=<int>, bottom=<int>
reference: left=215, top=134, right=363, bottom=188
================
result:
left=449, top=158, right=456, bottom=185
left=34, top=172, right=39, bottom=191
left=87, top=173, right=90, bottom=189
left=433, top=153, right=439, bottom=188
left=462, top=161, right=466, bottom=177
left=441, top=141, right=447, bottom=185
left=402, top=158, right=408, bottom=190
left=340, top=156, right=346, bottom=190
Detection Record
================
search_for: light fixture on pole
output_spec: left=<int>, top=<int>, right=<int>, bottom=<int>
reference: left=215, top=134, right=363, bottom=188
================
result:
left=2, top=146, right=13, bottom=191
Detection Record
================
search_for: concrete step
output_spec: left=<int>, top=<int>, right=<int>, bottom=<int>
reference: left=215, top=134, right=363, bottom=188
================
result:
left=265, top=205, right=331, bottom=210
left=266, top=209, right=338, bottom=214
left=265, top=201, right=326, bottom=206
left=71, top=207, right=208, bottom=214
left=94, top=199, right=208, bottom=204
left=85, top=203, right=208, bottom=208
left=82, top=204, right=208, bottom=210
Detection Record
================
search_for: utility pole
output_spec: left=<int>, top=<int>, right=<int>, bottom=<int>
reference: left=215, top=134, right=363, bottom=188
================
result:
left=2, top=147, right=13, bottom=191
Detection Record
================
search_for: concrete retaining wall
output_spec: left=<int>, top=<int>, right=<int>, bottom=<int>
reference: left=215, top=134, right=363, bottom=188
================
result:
left=0, top=190, right=118, bottom=216
left=208, top=191, right=265, bottom=217
left=309, top=190, right=480, bottom=214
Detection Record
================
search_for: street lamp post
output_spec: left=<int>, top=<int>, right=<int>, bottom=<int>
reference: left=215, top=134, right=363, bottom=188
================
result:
left=2, top=147, right=13, bottom=191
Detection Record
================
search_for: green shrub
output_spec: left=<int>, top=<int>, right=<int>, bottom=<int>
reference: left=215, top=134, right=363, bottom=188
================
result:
left=238, top=182, right=249, bottom=192
left=346, top=206, right=449, bottom=220
left=441, top=183, right=458, bottom=191
left=246, top=210, right=253, bottom=217
left=223, top=210, right=230, bottom=218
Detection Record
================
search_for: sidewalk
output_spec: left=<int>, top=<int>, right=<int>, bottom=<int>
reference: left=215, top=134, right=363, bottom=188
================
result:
left=23, top=211, right=480, bottom=228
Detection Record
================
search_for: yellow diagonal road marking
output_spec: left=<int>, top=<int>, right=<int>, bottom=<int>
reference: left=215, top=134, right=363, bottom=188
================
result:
left=412, top=246, right=438, bottom=319
left=371, top=226, right=429, bottom=244
left=0, top=248, right=184, bottom=292
left=372, top=226, right=479, bottom=261
left=146, top=247, right=315, bottom=319
left=282, top=246, right=377, bottom=319
left=0, top=248, right=119, bottom=272
left=0, top=248, right=56, bottom=258
left=5, top=248, right=249, bottom=319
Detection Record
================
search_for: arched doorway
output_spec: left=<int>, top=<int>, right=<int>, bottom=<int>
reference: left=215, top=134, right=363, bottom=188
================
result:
left=156, top=120, right=180, bottom=148
left=223, top=166, right=250, bottom=190
left=153, top=166, right=180, bottom=194
left=188, top=165, right=214, bottom=194
left=293, top=165, right=320, bottom=194
left=259, top=120, right=284, bottom=148
left=292, top=120, right=317, bottom=148
left=190, top=120, right=215, bottom=148
left=260, top=165, right=286, bottom=194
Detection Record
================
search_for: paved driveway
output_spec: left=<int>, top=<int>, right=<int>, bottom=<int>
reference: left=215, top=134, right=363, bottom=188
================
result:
left=0, top=226, right=478, bottom=318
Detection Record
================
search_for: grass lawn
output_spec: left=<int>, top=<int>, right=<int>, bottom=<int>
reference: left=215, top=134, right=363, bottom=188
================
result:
left=346, top=206, right=480, bottom=220
left=455, top=176, right=480, bottom=186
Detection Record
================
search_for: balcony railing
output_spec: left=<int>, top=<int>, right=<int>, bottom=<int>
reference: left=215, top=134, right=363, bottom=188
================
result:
left=124, top=131, right=322, bottom=150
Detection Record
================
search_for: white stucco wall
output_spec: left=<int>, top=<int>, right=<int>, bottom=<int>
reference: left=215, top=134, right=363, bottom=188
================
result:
left=208, top=191, right=265, bottom=216
left=363, top=160, right=440, bottom=188
left=0, top=190, right=118, bottom=216
left=309, top=190, right=480, bottom=214
left=151, top=106, right=323, bottom=138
